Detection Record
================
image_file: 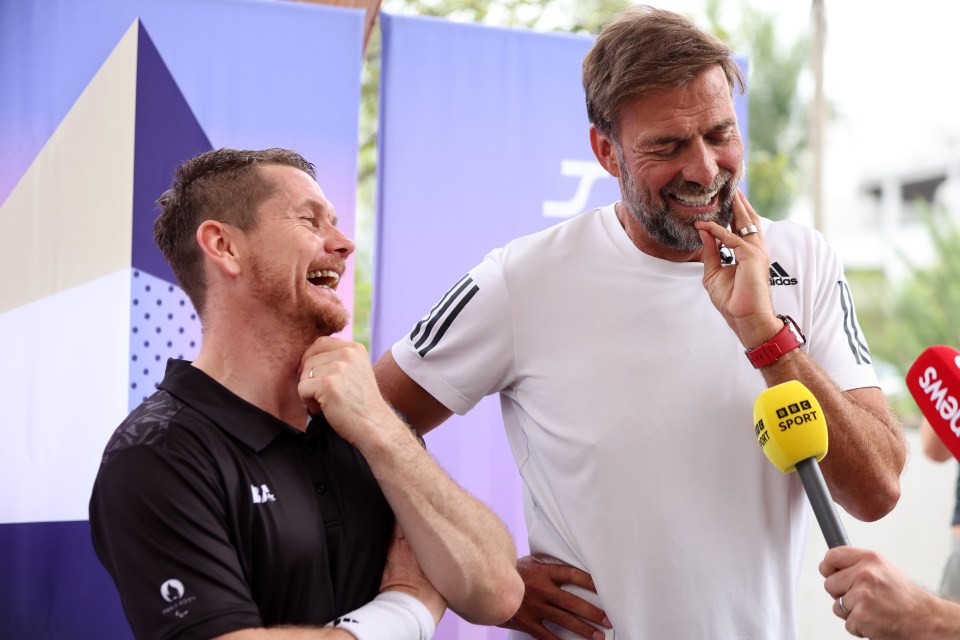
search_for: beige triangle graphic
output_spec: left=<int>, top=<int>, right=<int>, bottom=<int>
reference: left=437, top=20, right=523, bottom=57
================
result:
left=0, top=19, right=139, bottom=314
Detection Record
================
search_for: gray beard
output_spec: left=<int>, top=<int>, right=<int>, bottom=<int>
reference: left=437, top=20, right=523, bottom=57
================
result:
left=617, top=148, right=739, bottom=251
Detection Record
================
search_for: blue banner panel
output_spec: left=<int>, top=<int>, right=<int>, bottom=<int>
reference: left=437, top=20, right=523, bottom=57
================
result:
left=374, top=15, right=612, bottom=359
left=0, top=521, right=131, bottom=639
left=374, top=13, right=748, bottom=639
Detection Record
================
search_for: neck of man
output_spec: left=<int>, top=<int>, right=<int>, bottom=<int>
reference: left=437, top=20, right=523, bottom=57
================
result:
left=192, top=311, right=316, bottom=431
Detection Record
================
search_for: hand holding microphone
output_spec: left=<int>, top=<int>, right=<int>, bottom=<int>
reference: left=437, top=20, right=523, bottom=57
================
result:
left=811, top=346, right=960, bottom=639
left=816, top=349, right=960, bottom=640
left=754, top=380, right=850, bottom=548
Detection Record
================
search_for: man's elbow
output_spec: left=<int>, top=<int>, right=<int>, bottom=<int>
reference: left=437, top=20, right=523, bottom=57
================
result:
left=849, top=475, right=902, bottom=522
left=849, top=431, right=908, bottom=522
left=458, top=569, right=524, bottom=625
left=490, top=570, right=524, bottom=624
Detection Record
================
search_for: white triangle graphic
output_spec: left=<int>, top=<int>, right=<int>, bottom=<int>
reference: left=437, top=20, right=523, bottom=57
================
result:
left=0, top=19, right=139, bottom=313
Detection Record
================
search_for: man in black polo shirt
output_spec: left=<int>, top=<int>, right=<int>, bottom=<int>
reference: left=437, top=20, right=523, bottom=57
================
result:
left=89, top=148, right=523, bottom=640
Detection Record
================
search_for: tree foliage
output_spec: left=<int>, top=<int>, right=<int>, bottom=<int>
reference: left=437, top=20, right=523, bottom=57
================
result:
left=866, top=207, right=960, bottom=420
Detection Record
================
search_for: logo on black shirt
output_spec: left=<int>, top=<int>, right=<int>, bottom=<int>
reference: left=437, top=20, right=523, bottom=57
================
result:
left=161, top=579, right=184, bottom=603
left=160, top=578, right=197, bottom=618
left=251, top=483, right=277, bottom=504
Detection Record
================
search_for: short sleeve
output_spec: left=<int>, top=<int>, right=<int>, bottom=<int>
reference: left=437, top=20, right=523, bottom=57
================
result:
left=89, top=443, right=261, bottom=640
left=805, top=234, right=879, bottom=392
left=392, top=249, right=516, bottom=414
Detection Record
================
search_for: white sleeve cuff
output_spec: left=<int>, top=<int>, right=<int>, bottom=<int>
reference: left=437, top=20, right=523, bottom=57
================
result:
left=327, top=590, right=436, bottom=640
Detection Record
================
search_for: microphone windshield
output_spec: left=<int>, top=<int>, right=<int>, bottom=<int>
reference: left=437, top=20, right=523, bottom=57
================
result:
left=906, top=345, right=960, bottom=460
left=753, top=380, right=828, bottom=472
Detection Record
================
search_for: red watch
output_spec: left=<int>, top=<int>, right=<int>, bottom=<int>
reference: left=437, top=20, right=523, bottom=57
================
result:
left=745, top=315, right=806, bottom=368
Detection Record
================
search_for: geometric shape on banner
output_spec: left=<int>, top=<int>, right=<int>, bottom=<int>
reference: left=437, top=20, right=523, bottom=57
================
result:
left=126, top=21, right=208, bottom=411
left=0, top=20, right=138, bottom=314
left=132, top=21, right=211, bottom=283
left=0, top=269, right=130, bottom=526
left=0, top=0, right=138, bottom=207
left=129, top=269, right=201, bottom=411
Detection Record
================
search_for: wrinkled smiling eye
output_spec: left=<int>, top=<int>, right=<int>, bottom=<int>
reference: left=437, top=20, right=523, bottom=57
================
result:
left=306, top=270, right=340, bottom=288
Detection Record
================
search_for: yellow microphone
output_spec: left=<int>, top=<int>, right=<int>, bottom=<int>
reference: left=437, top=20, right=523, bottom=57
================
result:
left=754, top=380, right=850, bottom=548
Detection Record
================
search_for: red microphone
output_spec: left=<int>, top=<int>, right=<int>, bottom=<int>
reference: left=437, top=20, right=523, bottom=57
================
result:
left=906, top=345, right=960, bottom=460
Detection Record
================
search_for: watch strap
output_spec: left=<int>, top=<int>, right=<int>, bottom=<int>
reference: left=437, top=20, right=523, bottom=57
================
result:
left=745, top=315, right=806, bottom=369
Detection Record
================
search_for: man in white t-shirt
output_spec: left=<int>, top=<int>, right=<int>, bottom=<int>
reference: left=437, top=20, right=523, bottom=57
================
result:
left=374, top=6, right=907, bottom=639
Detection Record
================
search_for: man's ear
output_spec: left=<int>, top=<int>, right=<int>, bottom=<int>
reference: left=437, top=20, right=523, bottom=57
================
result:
left=196, top=220, right=242, bottom=277
left=590, top=125, right=621, bottom=178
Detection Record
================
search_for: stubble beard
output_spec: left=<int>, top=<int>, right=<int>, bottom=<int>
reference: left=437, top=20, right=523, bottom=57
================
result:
left=247, top=256, right=350, bottom=340
left=311, top=300, right=349, bottom=337
left=617, top=147, right=740, bottom=251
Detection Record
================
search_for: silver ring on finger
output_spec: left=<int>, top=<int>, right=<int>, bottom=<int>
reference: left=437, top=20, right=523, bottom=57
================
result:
left=838, top=595, right=848, bottom=615
left=737, top=224, right=759, bottom=236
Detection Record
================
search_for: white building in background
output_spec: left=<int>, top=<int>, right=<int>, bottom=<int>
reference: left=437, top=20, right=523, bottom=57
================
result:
left=857, top=150, right=960, bottom=282
left=816, top=120, right=960, bottom=285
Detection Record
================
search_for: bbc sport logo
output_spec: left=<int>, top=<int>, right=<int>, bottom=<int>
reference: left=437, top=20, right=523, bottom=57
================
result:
left=776, top=400, right=813, bottom=419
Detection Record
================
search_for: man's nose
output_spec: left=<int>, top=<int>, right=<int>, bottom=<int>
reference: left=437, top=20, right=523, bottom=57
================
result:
left=327, top=225, right=355, bottom=258
left=680, top=140, right=719, bottom=186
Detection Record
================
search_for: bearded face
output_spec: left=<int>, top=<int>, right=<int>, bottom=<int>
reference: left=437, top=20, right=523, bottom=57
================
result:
left=245, top=249, right=350, bottom=340
left=238, top=165, right=354, bottom=343
left=616, top=142, right=740, bottom=251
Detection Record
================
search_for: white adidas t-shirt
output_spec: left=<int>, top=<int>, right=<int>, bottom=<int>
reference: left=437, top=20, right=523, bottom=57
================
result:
left=393, top=204, right=878, bottom=639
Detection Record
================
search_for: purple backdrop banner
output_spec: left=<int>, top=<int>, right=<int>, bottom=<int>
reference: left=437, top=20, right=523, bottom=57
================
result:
left=374, top=13, right=748, bottom=639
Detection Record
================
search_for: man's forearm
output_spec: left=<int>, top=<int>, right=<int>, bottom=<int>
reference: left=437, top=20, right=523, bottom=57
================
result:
left=759, top=349, right=906, bottom=521
left=359, top=420, right=524, bottom=625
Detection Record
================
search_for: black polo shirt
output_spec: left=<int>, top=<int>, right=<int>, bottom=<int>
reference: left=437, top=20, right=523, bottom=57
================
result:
left=89, top=359, right=393, bottom=640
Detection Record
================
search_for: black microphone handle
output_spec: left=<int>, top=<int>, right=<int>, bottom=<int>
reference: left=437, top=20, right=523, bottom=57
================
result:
left=795, top=457, right=850, bottom=548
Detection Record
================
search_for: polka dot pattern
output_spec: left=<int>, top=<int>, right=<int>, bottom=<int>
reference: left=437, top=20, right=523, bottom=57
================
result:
left=129, top=270, right=201, bottom=410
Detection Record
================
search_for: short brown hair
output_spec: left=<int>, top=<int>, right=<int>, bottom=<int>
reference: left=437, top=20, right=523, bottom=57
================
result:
left=582, top=5, right=745, bottom=138
left=153, top=148, right=316, bottom=316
